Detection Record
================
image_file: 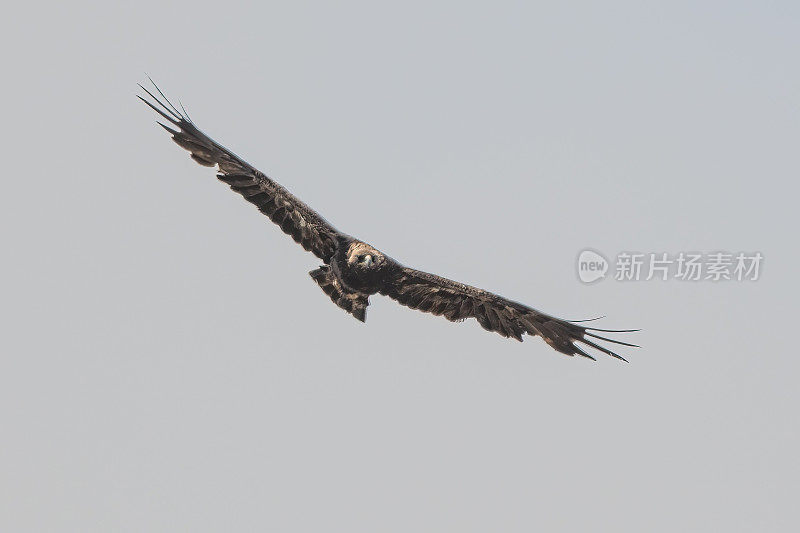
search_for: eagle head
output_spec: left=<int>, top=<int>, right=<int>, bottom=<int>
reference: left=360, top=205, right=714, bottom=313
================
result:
left=346, top=241, right=385, bottom=270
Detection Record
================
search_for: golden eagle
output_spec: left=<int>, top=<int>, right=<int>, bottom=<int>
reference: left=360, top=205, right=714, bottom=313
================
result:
left=139, top=81, right=637, bottom=361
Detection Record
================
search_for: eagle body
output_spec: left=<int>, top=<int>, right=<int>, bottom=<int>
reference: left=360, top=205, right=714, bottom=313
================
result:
left=333, top=239, right=394, bottom=295
left=139, top=81, right=636, bottom=361
left=309, top=238, right=395, bottom=322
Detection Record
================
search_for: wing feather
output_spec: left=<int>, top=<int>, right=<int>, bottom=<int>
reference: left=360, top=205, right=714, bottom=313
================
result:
left=139, top=80, right=340, bottom=263
left=382, top=267, right=636, bottom=361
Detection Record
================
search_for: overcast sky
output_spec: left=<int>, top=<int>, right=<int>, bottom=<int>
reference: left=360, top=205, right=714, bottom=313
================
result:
left=1, top=1, right=798, bottom=531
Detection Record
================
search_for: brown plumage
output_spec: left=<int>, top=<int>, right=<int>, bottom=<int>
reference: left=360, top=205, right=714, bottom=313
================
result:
left=139, top=80, right=637, bottom=361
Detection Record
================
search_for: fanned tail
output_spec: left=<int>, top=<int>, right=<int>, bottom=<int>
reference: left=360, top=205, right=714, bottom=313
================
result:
left=310, top=266, right=369, bottom=322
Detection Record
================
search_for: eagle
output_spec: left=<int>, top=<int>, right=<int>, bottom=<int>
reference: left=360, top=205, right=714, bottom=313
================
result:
left=139, top=80, right=637, bottom=362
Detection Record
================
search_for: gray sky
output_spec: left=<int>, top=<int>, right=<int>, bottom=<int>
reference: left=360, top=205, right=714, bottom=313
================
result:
left=2, top=1, right=798, bottom=531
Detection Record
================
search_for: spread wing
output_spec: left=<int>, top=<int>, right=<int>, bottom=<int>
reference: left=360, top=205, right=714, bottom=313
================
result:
left=138, top=80, right=340, bottom=263
left=381, top=267, right=637, bottom=361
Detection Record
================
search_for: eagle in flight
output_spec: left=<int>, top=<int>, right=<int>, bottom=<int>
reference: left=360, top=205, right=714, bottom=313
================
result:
left=139, top=80, right=637, bottom=362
